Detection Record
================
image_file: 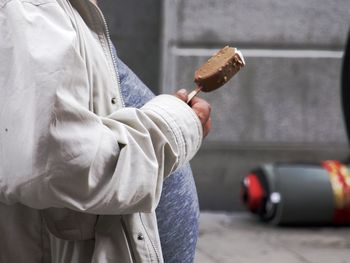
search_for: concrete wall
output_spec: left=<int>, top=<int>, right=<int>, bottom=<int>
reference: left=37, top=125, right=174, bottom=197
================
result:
left=162, top=0, right=350, bottom=210
left=99, top=0, right=161, bottom=94
left=100, top=0, right=350, bottom=211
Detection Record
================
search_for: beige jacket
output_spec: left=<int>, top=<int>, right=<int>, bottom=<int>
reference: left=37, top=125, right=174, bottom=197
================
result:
left=0, top=0, right=202, bottom=262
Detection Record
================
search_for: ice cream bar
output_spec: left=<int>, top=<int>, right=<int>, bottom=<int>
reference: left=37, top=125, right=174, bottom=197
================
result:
left=187, top=46, right=245, bottom=103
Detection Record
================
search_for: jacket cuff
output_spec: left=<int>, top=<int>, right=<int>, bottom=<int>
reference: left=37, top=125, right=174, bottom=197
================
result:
left=141, top=94, right=203, bottom=169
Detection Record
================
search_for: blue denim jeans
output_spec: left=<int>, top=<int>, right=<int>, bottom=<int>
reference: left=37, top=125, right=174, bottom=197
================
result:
left=114, top=51, right=200, bottom=262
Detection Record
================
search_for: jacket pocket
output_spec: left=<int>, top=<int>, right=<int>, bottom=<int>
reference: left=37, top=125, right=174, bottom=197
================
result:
left=41, top=208, right=98, bottom=241
left=121, top=217, right=137, bottom=263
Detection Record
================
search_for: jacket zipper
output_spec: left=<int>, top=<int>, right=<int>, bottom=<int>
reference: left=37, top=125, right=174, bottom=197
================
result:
left=88, top=2, right=125, bottom=108
left=83, top=2, right=160, bottom=262
left=139, top=213, right=161, bottom=262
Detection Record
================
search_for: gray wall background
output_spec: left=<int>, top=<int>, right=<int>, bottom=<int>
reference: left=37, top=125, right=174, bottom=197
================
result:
left=99, top=0, right=161, bottom=93
left=100, top=0, right=350, bottom=211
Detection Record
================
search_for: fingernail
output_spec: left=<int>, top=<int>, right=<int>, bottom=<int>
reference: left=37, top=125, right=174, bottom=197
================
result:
left=178, top=89, right=187, bottom=94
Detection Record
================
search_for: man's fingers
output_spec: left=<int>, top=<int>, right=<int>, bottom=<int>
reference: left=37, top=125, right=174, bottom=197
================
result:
left=175, top=89, right=188, bottom=102
left=175, top=91, right=212, bottom=138
left=190, top=96, right=211, bottom=126
left=203, top=117, right=212, bottom=138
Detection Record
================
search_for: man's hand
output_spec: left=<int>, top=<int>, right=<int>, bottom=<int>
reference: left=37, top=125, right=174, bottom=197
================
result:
left=175, top=89, right=212, bottom=138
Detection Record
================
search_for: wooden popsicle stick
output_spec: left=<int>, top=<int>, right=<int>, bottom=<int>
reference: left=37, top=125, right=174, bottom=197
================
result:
left=187, top=86, right=202, bottom=103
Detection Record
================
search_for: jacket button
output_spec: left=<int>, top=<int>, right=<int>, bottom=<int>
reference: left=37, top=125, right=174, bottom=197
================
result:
left=137, top=233, right=144, bottom=241
left=111, top=98, right=117, bottom=104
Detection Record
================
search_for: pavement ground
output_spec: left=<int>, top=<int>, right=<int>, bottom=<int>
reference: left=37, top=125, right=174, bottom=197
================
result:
left=195, top=212, right=350, bottom=263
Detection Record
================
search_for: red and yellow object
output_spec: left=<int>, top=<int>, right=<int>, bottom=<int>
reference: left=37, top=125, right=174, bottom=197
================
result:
left=243, top=174, right=265, bottom=213
left=322, top=160, right=350, bottom=224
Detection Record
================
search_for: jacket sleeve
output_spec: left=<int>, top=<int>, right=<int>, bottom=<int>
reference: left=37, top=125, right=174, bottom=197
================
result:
left=0, top=0, right=202, bottom=214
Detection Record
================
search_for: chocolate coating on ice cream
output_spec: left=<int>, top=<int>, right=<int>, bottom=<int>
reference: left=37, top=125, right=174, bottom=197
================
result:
left=194, top=46, right=245, bottom=92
